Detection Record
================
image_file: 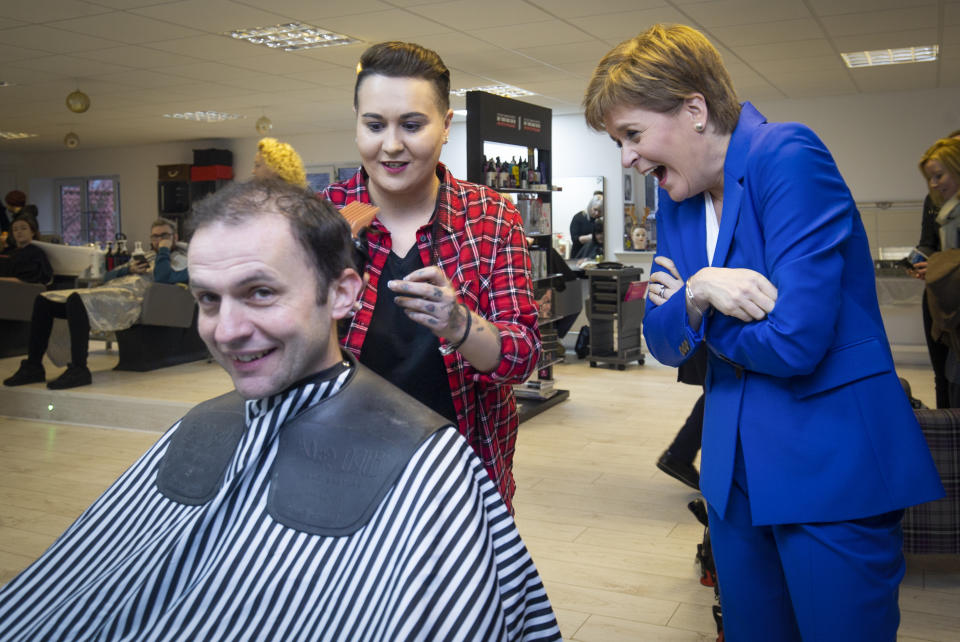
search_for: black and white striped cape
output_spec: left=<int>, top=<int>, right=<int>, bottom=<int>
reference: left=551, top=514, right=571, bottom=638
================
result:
left=0, top=365, right=561, bottom=641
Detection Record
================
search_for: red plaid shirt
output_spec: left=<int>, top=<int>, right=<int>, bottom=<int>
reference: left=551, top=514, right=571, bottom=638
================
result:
left=323, top=164, right=541, bottom=511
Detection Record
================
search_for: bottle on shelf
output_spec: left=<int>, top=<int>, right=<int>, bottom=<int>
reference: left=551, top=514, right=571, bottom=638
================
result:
left=105, top=242, right=115, bottom=271
left=485, top=159, right=496, bottom=187
left=511, top=157, right=520, bottom=188
left=114, top=234, right=130, bottom=266
left=497, top=157, right=509, bottom=189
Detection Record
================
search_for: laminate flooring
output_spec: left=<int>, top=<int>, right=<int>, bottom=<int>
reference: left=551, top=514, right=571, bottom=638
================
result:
left=0, top=345, right=957, bottom=641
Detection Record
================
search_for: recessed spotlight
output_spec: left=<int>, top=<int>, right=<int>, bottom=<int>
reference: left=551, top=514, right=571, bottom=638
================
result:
left=452, top=85, right=535, bottom=98
left=841, top=45, right=938, bottom=68
left=0, top=131, right=38, bottom=140
left=163, top=111, right=244, bottom=122
left=226, top=22, right=359, bottom=52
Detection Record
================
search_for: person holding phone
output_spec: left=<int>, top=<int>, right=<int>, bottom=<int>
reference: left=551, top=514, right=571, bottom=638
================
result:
left=911, top=132, right=960, bottom=408
left=323, top=42, right=540, bottom=513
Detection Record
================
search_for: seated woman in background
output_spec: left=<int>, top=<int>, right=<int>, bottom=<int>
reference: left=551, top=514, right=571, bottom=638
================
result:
left=252, top=137, right=308, bottom=187
left=0, top=213, right=52, bottom=285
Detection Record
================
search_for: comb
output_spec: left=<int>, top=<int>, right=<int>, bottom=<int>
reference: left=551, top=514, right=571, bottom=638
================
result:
left=339, top=201, right=379, bottom=236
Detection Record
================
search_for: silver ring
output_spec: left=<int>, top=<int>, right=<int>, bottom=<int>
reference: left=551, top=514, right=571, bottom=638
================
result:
left=659, top=284, right=666, bottom=298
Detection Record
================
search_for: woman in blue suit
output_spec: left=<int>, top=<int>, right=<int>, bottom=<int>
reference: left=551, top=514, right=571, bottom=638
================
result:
left=584, top=24, right=944, bottom=641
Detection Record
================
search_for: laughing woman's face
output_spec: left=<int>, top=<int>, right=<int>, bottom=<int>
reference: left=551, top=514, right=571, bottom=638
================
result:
left=604, top=102, right=715, bottom=204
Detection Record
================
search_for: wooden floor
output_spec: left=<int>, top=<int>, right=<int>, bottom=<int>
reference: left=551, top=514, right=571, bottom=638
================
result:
left=0, top=345, right=957, bottom=641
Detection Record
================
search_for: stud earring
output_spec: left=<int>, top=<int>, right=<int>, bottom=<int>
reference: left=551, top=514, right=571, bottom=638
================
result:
left=694, top=122, right=705, bottom=133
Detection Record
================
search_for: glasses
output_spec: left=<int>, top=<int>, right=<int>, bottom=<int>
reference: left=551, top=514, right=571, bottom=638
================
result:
left=150, top=232, right=174, bottom=241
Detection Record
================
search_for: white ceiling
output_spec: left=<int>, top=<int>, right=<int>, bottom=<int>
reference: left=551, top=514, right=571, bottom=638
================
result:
left=1, top=0, right=957, bottom=152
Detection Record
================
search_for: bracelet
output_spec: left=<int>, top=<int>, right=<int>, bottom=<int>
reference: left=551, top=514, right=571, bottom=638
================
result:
left=439, top=304, right=472, bottom=355
left=686, top=282, right=707, bottom=316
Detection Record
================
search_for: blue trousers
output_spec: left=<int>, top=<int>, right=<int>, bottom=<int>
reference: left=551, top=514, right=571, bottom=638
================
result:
left=707, top=442, right=905, bottom=641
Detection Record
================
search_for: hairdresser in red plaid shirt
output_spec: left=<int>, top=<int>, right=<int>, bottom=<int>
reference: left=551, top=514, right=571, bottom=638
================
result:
left=323, top=42, right=540, bottom=513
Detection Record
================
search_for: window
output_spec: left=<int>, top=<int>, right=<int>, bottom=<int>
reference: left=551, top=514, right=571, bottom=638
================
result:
left=55, top=177, right=120, bottom=245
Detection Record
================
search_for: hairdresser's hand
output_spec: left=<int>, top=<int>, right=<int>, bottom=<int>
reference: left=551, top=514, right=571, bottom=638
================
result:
left=388, top=265, right=467, bottom=341
left=689, top=267, right=778, bottom=322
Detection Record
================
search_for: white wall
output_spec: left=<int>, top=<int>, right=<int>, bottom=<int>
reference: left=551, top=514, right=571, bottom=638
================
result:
left=7, top=86, right=959, bottom=252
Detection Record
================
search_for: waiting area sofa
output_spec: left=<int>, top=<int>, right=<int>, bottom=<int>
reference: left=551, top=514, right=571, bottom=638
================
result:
left=903, top=408, right=960, bottom=554
left=0, top=280, right=45, bottom=358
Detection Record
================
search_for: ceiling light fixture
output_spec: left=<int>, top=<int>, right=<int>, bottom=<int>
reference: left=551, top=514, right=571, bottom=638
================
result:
left=64, top=132, right=80, bottom=149
left=0, top=131, right=38, bottom=140
left=0, top=81, right=14, bottom=88
left=841, top=45, right=938, bottom=68
left=66, top=88, right=91, bottom=113
left=163, top=111, right=244, bottom=122
left=226, top=22, right=359, bottom=51
left=452, top=85, right=535, bottom=98
left=256, top=114, right=273, bottom=134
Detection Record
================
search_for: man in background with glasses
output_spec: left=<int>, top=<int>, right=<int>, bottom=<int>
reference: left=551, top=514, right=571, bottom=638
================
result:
left=3, top=217, right=188, bottom=389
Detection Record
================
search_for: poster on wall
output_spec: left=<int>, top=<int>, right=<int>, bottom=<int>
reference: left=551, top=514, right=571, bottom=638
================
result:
left=624, top=172, right=659, bottom=252
left=337, top=164, right=361, bottom=182
left=306, top=165, right=334, bottom=193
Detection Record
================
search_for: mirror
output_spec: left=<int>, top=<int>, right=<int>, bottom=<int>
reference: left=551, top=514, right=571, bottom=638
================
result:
left=623, top=171, right=657, bottom=252
left=552, top=176, right=604, bottom=259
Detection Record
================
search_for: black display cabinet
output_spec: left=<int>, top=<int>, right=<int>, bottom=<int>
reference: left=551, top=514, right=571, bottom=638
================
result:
left=466, top=91, right=568, bottom=422
left=157, top=149, right=233, bottom=239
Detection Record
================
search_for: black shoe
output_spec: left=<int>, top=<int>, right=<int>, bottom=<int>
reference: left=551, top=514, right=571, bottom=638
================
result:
left=657, top=450, right=700, bottom=490
left=3, top=360, right=46, bottom=387
left=47, top=364, right=92, bottom=390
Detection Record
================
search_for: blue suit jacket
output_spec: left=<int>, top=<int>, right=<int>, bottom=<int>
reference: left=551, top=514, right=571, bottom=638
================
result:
left=644, top=103, right=943, bottom=525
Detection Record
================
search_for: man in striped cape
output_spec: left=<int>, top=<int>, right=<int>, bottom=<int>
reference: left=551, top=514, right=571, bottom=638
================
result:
left=0, top=179, right=561, bottom=641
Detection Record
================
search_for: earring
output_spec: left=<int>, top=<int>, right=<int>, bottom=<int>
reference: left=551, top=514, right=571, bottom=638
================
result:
left=694, top=122, right=705, bottom=133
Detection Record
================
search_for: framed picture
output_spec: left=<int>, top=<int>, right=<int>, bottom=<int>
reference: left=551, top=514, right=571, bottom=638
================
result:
left=644, top=173, right=658, bottom=212
left=337, top=164, right=361, bottom=182
left=305, top=165, right=335, bottom=193
left=623, top=172, right=634, bottom=204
